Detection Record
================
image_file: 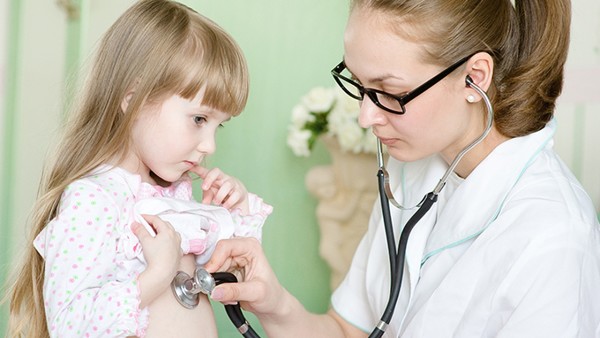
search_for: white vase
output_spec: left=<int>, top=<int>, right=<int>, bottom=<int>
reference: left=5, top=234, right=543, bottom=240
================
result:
left=305, top=136, right=378, bottom=290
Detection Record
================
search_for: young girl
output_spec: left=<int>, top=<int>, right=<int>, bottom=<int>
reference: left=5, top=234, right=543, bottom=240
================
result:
left=7, top=1, right=272, bottom=337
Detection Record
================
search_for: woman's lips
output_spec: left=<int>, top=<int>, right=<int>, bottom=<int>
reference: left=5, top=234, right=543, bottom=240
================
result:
left=378, top=137, right=396, bottom=146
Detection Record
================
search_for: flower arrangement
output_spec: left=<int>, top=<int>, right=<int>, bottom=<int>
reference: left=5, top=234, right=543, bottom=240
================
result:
left=286, top=86, right=377, bottom=157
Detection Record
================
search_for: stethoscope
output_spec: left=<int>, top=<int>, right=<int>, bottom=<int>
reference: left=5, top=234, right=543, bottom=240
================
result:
left=369, top=75, right=494, bottom=337
left=171, top=268, right=261, bottom=338
left=171, top=76, right=493, bottom=338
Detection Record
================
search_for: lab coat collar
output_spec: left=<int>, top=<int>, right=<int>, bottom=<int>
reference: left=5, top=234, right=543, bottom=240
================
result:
left=421, top=119, right=556, bottom=262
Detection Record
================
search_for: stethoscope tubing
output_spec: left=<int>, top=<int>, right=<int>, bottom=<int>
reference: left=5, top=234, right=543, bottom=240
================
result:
left=369, top=186, right=438, bottom=338
left=213, top=272, right=261, bottom=338
left=378, top=169, right=398, bottom=283
left=370, top=76, right=493, bottom=337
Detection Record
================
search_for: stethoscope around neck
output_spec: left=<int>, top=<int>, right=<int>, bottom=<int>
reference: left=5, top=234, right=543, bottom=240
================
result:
left=170, top=76, right=493, bottom=338
left=369, top=75, right=494, bottom=337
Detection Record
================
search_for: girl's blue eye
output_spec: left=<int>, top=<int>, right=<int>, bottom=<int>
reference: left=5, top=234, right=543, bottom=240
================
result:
left=194, top=116, right=206, bottom=125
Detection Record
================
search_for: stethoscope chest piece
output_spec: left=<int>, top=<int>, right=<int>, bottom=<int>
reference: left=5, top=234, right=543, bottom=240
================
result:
left=171, top=268, right=261, bottom=337
left=171, top=269, right=216, bottom=309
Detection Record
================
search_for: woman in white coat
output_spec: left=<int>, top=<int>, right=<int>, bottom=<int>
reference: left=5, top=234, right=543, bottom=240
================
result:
left=205, top=0, right=600, bottom=337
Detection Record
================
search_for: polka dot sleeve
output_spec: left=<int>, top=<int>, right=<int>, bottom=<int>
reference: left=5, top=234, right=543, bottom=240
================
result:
left=230, top=193, right=273, bottom=242
left=34, top=180, right=147, bottom=337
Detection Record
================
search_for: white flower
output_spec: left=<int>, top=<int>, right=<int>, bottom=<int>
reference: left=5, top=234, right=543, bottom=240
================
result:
left=335, top=122, right=364, bottom=153
left=326, top=110, right=345, bottom=135
left=287, top=126, right=312, bottom=157
left=286, top=85, right=376, bottom=157
left=302, top=87, right=336, bottom=113
left=333, top=88, right=360, bottom=118
left=291, top=104, right=315, bottom=129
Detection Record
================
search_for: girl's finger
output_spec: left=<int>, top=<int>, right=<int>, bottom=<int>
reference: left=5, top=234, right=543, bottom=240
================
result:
left=141, top=214, right=174, bottom=234
left=189, top=165, right=209, bottom=178
left=131, top=222, right=151, bottom=242
left=201, top=168, right=223, bottom=190
left=213, top=181, right=233, bottom=204
left=202, top=188, right=215, bottom=205
left=223, top=191, right=241, bottom=209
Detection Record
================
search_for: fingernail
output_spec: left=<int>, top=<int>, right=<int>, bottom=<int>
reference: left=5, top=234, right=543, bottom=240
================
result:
left=211, top=288, right=224, bottom=301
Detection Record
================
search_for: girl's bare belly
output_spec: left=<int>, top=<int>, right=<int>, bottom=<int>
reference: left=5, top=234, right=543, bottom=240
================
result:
left=144, top=254, right=217, bottom=338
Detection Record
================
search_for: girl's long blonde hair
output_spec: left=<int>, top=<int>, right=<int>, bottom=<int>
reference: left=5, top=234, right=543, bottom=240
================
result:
left=7, top=0, right=248, bottom=336
left=352, top=0, right=570, bottom=138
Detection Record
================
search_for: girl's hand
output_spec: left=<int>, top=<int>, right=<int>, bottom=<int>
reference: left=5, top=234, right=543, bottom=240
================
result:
left=190, top=166, right=250, bottom=215
left=133, top=214, right=182, bottom=307
left=204, top=237, right=285, bottom=315
left=134, top=215, right=182, bottom=275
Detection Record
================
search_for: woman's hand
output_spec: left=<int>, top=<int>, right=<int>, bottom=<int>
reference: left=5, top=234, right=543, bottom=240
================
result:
left=204, top=238, right=357, bottom=337
left=204, top=237, right=285, bottom=316
left=190, top=166, right=250, bottom=215
left=133, top=214, right=182, bottom=307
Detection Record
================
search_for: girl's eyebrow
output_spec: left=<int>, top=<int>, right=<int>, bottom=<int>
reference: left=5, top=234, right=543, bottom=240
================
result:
left=199, top=107, right=232, bottom=123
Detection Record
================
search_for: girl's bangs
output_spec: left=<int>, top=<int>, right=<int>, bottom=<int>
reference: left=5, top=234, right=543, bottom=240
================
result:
left=175, top=33, right=249, bottom=116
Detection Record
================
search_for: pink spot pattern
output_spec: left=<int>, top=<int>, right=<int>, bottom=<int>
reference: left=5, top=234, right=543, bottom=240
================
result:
left=33, top=165, right=272, bottom=337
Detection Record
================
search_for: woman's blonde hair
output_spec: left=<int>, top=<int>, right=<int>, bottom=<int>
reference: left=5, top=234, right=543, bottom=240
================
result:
left=351, top=0, right=570, bottom=138
left=6, top=0, right=248, bottom=336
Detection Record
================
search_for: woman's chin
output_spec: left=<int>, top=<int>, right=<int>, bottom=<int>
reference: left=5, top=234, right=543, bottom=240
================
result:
left=386, top=147, right=427, bottom=163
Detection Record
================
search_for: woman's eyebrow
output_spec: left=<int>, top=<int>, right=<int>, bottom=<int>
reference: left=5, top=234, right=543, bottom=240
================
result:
left=346, top=65, right=405, bottom=84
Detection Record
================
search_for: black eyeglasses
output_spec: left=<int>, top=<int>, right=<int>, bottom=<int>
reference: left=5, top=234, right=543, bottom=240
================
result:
left=331, top=54, right=474, bottom=115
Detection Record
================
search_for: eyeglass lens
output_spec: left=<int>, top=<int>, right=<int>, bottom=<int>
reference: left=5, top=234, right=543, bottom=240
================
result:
left=334, top=74, right=405, bottom=114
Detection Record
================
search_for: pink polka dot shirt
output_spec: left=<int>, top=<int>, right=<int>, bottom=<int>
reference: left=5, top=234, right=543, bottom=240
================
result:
left=34, top=166, right=272, bottom=337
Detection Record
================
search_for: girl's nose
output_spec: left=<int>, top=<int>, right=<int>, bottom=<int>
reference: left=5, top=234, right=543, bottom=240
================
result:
left=358, top=97, right=387, bottom=128
left=197, top=136, right=216, bottom=155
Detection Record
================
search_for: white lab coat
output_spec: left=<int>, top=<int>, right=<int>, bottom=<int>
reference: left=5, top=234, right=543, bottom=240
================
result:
left=331, top=120, right=600, bottom=337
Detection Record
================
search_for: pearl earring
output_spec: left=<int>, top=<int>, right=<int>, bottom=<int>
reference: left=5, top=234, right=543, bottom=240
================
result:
left=466, top=95, right=476, bottom=103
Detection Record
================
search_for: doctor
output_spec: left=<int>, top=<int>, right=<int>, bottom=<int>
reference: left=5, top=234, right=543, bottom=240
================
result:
left=206, top=0, right=600, bottom=337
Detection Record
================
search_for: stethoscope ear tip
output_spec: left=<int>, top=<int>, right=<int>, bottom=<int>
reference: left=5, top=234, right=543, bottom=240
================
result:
left=465, top=75, right=474, bottom=86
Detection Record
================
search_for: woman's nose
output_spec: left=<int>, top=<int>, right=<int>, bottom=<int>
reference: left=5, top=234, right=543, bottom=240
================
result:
left=358, top=97, right=386, bottom=128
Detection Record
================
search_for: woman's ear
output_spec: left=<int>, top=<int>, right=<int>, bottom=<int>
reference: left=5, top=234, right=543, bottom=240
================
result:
left=464, top=52, right=494, bottom=102
left=121, top=91, right=134, bottom=114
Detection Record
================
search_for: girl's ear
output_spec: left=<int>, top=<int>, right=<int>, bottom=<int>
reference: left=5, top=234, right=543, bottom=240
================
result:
left=464, top=52, right=493, bottom=102
left=121, top=91, right=135, bottom=114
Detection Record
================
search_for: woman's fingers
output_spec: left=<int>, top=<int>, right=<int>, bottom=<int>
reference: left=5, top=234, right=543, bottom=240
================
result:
left=204, top=237, right=262, bottom=273
left=205, top=238, right=285, bottom=315
left=211, top=279, right=265, bottom=303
